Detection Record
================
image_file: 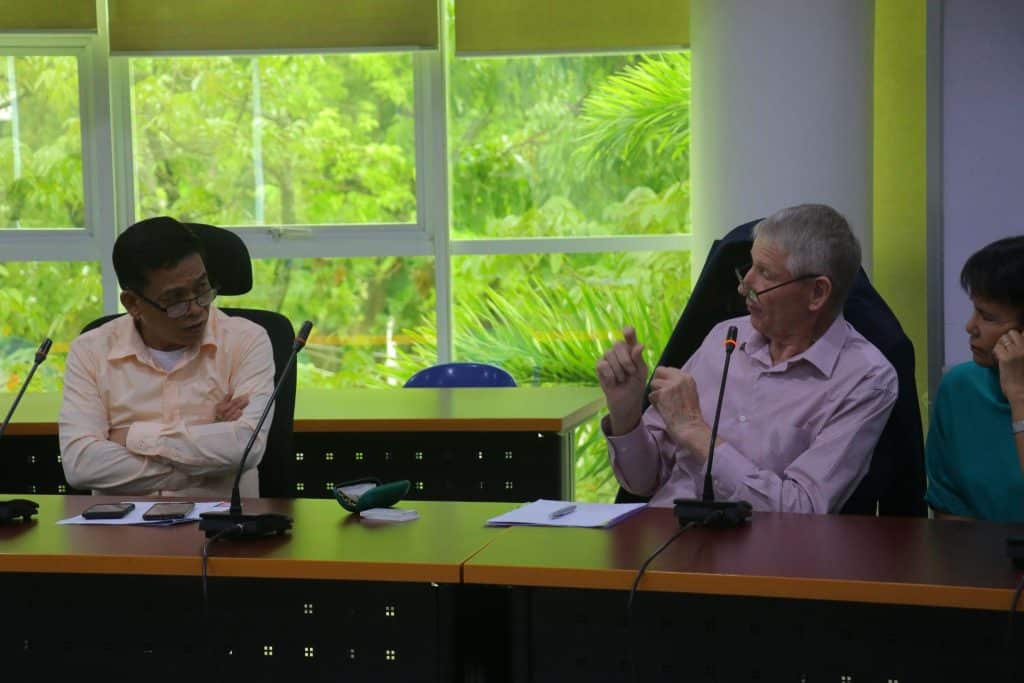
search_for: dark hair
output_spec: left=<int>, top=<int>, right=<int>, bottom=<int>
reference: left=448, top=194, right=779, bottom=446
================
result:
left=112, top=216, right=205, bottom=292
left=960, top=236, right=1024, bottom=324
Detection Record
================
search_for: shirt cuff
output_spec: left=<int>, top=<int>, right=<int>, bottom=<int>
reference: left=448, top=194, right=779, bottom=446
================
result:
left=601, top=413, right=648, bottom=447
left=705, top=441, right=751, bottom=499
left=126, top=421, right=163, bottom=456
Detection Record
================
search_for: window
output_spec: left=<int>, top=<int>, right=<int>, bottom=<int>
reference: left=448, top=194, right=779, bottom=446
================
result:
left=449, top=52, right=690, bottom=239
left=450, top=250, right=690, bottom=502
left=451, top=251, right=689, bottom=382
left=0, top=54, right=84, bottom=228
left=0, top=6, right=693, bottom=501
left=129, top=53, right=416, bottom=227
left=0, top=260, right=101, bottom=392
left=218, top=256, right=435, bottom=387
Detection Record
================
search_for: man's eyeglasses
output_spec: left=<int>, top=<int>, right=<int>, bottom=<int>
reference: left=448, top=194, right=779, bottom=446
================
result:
left=734, top=267, right=822, bottom=303
left=135, top=288, right=217, bottom=319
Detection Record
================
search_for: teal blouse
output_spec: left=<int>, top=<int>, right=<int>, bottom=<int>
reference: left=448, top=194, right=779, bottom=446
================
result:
left=925, top=361, right=1024, bottom=522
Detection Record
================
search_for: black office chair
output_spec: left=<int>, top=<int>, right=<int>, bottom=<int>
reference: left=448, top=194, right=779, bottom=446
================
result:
left=616, top=218, right=927, bottom=517
left=81, top=223, right=296, bottom=499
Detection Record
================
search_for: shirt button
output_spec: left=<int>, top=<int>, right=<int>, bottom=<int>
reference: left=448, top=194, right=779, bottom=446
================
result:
left=739, top=415, right=747, bottom=423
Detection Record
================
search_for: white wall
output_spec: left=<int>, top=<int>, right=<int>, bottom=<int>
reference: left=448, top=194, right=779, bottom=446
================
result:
left=942, top=0, right=1024, bottom=368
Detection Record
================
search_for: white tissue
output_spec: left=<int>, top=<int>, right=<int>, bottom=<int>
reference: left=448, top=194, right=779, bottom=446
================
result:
left=360, top=507, right=419, bottom=522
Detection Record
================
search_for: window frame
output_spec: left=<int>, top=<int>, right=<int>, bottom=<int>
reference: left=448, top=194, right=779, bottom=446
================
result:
left=0, top=2, right=692, bottom=373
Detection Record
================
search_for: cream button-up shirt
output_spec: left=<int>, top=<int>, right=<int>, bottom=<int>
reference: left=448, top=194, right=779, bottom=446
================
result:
left=59, top=307, right=275, bottom=498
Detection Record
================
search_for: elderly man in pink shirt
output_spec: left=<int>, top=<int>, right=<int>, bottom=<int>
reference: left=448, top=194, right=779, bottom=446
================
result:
left=597, top=204, right=897, bottom=513
left=59, top=217, right=275, bottom=498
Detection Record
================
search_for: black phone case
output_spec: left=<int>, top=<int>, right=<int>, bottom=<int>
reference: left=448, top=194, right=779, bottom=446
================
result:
left=82, top=503, right=135, bottom=520
left=142, top=503, right=194, bottom=521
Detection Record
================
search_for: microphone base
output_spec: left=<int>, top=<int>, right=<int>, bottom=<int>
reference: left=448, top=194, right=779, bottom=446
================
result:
left=198, top=511, right=293, bottom=539
left=673, top=498, right=752, bottom=528
left=0, top=498, right=38, bottom=523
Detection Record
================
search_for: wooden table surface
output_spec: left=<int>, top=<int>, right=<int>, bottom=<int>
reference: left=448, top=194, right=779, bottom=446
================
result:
left=462, top=507, right=1024, bottom=611
left=0, top=495, right=515, bottom=584
left=1, top=386, right=605, bottom=435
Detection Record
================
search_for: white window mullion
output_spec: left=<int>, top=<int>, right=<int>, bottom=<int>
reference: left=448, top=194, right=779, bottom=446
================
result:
left=0, top=231, right=101, bottom=262
left=108, top=57, right=135, bottom=238
left=415, top=28, right=452, bottom=363
left=227, top=226, right=433, bottom=259
left=84, top=0, right=121, bottom=314
left=452, top=234, right=691, bottom=256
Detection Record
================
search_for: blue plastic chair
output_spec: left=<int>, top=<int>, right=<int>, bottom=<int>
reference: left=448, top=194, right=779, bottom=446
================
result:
left=403, top=362, right=517, bottom=388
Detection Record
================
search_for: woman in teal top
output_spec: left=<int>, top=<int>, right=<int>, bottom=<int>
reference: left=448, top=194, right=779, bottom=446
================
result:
left=926, top=236, right=1024, bottom=522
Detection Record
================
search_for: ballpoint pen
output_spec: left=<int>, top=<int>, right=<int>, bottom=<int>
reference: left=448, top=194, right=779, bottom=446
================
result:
left=549, top=504, right=576, bottom=519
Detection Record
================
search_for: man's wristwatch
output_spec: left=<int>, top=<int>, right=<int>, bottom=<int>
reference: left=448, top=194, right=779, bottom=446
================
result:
left=1013, top=419, right=1024, bottom=435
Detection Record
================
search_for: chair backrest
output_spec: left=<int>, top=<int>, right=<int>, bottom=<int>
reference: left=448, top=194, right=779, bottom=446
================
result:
left=404, top=362, right=517, bottom=388
left=617, top=219, right=926, bottom=516
left=79, top=222, right=296, bottom=498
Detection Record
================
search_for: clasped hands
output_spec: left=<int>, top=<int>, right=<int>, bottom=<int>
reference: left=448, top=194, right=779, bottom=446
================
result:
left=596, top=326, right=714, bottom=460
left=107, top=392, right=249, bottom=447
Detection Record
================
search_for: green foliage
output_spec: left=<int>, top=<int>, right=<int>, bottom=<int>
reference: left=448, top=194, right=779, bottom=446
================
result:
left=576, top=52, right=691, bottom=177
left=449, top=53, right=688, bottom=238
left=0, top=261, right=101, bottom=392
left=130, top=54, right=417, bottom=225
left=0, top=56, right=84, bottom=227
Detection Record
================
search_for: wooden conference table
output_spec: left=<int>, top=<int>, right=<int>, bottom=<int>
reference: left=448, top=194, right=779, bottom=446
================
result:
left=0, top=494, right=515, bottom=681
left=3, top=496, right=1023, bottom=681
left=463, top=508, right=1024, bottom=682
left=0, top=386, right=605, bottom=502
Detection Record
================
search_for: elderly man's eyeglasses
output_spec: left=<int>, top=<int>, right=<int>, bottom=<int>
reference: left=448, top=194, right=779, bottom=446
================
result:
left=135, top=288, right=217, bottom=319
left=734, top=266, right=821, bottom=303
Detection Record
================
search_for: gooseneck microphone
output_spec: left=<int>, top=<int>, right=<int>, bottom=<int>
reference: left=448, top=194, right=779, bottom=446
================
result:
left=0, top=338, right=51, bottom=523
left=198, top=320, right=313, bottom=539
left=0, top=338, right=52, bottom=439
left=673, top=326, right=752, bottom=528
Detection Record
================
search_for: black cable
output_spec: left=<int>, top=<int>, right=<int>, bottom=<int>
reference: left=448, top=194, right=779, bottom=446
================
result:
left=200, top=524, right=242, bottom=676
left=201, top=524, right=241, bottom=608
left=1007, top=572, right=1024, bottom=649
left=627, top=521, right=697, bottom=683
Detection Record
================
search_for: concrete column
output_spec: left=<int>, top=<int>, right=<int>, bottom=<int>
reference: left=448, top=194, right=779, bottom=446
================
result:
left=690, top=0, right=874, bottom=275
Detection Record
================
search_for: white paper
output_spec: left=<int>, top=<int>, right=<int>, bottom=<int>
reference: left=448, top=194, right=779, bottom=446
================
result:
left=57, top=501, right=229, bottom=526
left=485, top=499, right=646, bottom=528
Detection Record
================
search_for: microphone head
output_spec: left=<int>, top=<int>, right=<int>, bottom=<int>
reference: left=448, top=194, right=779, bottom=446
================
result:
left=35, top=338, right=53, bottom=364
left=293, top=320, right=314, bottom=350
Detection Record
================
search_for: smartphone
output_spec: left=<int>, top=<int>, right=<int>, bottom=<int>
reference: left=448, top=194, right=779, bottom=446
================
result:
left=142, top=501, right=195, bottom=521
left=82, top=502, right=135, bottom=520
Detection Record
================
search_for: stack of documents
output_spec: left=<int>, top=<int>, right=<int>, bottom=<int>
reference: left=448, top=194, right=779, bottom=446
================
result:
left=485, top=499, right=646, bottom=528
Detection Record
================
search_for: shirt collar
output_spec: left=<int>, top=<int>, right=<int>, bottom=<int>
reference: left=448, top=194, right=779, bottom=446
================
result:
left=741, top=314, right=848, bottom=377
left=107, top=306, right=221, bottom=362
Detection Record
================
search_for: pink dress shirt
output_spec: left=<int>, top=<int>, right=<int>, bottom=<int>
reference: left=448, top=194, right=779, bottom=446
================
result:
left=59, top=307, right=275, bottom=498
left=606, top=315, right=897, bottom=513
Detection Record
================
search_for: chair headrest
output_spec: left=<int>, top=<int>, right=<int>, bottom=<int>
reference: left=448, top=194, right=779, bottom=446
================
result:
left=186, top=223, right=253, bottom=296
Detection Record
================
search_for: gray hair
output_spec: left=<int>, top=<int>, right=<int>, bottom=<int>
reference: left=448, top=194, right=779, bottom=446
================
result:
left=752, top=204, right=861, bottom=315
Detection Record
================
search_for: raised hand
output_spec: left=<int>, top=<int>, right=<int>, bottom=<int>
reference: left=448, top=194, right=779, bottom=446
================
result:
left=994, top=329, right=1024, bottom=407
left=596, top=326, right=648, bottom=435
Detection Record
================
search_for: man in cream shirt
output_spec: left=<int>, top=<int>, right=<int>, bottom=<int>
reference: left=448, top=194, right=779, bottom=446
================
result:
left=59, top=216, right=275, bottom=497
